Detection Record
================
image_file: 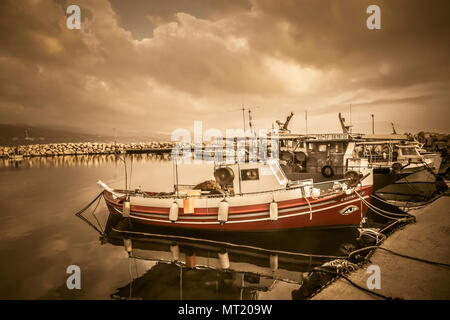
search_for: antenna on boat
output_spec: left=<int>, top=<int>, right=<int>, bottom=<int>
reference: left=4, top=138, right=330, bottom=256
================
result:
left=228, top=105, right=260, bottom=136
left=248, top=108, right=260, bottom=138
left=371, top=114, right=375, bottom=134
left=114, top=151, right=129, bottom=198
left=241, top=105, right=246, bottom=134
left=305, top=110, right=308, bottom=137
left=349, top=104, right=352, bottom=133
left=173, top=157, right=179, bottom=197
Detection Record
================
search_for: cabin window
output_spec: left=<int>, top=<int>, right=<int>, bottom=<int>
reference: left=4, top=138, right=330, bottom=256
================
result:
left=401, top=148, right=418, bottom=156
left=318, top=144, right=327, bottom=152
left=308, top=143, right=314, bottom=150
left=268, top=160, right=288, bottom=185
left=329, top=142, right=343, bottom=153
left=241, top=168, right=259, bottom=181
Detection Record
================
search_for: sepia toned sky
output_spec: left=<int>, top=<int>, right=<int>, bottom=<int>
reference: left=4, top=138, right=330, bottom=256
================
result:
left=0, top=0, right=449, bottom=138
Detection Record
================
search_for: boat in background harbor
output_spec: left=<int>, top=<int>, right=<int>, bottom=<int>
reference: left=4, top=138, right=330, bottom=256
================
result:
left=274, top=113, right=446, bottom=202
left=8, top=154, right=24, bottom=162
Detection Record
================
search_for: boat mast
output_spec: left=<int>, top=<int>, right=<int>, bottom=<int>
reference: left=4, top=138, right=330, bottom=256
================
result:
left=305, top=110, right=308, bottom=137
left=174, top=158, right=179, bottom=197
left=241, top=105, right=246, bottom=134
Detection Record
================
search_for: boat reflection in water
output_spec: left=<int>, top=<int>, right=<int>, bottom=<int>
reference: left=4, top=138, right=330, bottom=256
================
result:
left=93, top=213, right=364, bottom=300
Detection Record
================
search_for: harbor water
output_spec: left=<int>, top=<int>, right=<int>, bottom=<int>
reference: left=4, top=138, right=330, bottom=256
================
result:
left=0, top=154, right=376, bottom=299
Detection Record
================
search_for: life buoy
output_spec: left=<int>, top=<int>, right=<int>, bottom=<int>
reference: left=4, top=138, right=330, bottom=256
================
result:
left=214, top=167, right=235, bottom=186
left=321, top=165, right=334, bottom=178
left=295, top=151, right=307, bottom=162
left=391, top=162, right=402, bottom=174
left=280, top=151, right=292, bottom=161
left=392, top=150, right=399, bottom=161
left=344, top=170, right=361, bottom=187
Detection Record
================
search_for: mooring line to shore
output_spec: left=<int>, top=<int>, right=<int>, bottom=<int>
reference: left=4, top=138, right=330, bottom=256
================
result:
left=309, top=267, right=402, bottom=300
left=349, top=246, right=450, bottom=268
left=355, top=190, right=415, bottom=219
left=75, top=191, right=105, bottom=236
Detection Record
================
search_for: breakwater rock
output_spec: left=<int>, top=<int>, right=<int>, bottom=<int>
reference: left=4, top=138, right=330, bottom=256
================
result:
left=0, top=141, right=176, bottom=158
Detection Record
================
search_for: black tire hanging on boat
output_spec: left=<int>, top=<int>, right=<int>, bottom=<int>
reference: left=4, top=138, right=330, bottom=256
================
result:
left=214, top=167, right=235, bottom=186
left=344, top=170, right=361, bottom=187
left=295, top=151, right=307, bottom=162
left=280, top=151, right=293, bottom=161
left=321, top=165, right=334, bottom=178
left=391, top=162, right=402, bottom=174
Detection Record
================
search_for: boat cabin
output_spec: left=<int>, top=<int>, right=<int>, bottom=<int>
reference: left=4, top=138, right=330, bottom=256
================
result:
left=213, top=160, right=289, bottom=195
left=278, top=133, right=353, bottom=179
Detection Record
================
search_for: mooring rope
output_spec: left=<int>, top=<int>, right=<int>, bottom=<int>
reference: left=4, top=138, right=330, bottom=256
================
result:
left=90, top=195, right=103, bottom=231
left=387, top=193, right=444, bottom=210
left=74, top=191, right=105, bottom=235
left=358, top=228, right=386, bottom=245
left=309, top=267, right=401, bottom=300
left=378, top=217, right=415, bottom=234
left=354, top=190, right=413, bottom=219
left=348, top=245, right=450, bottom=268
left=371, top=193, right=397, bottom=205
left=419, top=158, right=439, bottom=179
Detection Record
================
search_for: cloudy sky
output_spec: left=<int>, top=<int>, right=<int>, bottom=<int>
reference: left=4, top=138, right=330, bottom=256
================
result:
left=0, top=0, right=449, bottom=138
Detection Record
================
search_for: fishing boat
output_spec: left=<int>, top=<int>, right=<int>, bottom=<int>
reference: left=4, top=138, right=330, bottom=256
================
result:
left=8, top=154, right=24, bottom=161
left=275, top=113, right=443, bottom=201
left=97, top=159, right=373, bottom=232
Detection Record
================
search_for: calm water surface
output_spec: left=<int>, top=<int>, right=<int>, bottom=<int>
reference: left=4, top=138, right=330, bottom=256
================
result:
left=0, top=154, right=363, bottom=300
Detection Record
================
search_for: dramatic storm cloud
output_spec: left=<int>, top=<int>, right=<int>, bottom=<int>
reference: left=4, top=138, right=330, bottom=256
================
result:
left=0, top=0, right=449, bottom=137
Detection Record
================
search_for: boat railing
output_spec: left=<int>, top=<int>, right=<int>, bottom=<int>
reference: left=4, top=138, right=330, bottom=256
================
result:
left=134, top=177, right=353, bottom=200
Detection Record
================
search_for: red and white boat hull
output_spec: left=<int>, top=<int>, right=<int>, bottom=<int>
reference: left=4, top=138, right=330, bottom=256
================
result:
left=103, top=185, right=372, bottom=232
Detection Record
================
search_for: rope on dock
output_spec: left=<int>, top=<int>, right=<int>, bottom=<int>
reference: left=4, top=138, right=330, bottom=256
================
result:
left=348, top=246, right=450, bottom=268
left=309, top=267, right=401, bottom=300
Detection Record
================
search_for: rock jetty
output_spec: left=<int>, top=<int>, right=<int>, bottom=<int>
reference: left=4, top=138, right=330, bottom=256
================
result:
left=0, top=141, right=176, bottom=158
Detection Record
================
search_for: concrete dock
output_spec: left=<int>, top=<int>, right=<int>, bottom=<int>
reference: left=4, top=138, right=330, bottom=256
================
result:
left=312, top=195, right=450, bottom=300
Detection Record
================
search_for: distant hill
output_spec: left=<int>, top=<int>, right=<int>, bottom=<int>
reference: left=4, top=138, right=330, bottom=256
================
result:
left=0, top=124, right=169, bottom=146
